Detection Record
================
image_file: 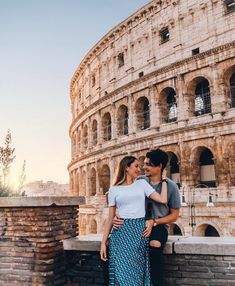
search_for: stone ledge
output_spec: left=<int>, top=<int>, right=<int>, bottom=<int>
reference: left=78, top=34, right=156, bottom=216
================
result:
left=63, top=236, right=101, bottom=252
left=62, top=235, right=182, bottom=254
left=63, top=235, right=235, bottom=256
left=174, top=236, right=235, bottom=256
left=0, top=196, right=85, bottom=207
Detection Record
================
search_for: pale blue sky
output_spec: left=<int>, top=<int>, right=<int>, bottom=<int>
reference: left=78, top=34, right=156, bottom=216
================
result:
left=0, top=0, right=148, bottom=186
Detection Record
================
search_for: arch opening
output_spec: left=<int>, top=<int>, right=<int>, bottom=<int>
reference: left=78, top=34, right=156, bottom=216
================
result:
left=199, top=148, right=216, bottom=187
left=102, top=113, right=112, bottom=141
left=99, top=164, right=110, bottom=195
left=194, top=79, right=211, bottom=116
left=90, top=168, right=96, bottom=196
left=92, top=120, right=98, bottom=146
left=117, top=105, right=128, bottom=135
left=229, top=71, right=235, bottom=108
left=135, top=97, right=150, bottom=130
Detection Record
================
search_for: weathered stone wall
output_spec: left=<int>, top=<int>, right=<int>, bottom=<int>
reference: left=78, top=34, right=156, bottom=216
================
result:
left=63, top=236, right=235, bottom=286
left=68, top=0, right=235, bottom=238
left=0, top=197, right=84, bottom=286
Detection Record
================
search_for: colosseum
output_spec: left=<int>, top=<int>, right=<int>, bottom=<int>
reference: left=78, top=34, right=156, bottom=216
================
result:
left=68, top=0, right=235, bottom=237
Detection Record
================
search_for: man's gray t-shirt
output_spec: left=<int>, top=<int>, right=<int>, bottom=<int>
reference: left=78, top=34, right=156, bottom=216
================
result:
left=139, top=176, right=181, bottom=219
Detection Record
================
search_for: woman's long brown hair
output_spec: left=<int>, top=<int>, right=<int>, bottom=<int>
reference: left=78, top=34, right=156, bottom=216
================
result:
left=113, top=156, right=137, bottom=186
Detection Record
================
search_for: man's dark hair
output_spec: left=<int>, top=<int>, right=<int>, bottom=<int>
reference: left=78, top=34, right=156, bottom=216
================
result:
left=146, top=148, right=168, bottom=170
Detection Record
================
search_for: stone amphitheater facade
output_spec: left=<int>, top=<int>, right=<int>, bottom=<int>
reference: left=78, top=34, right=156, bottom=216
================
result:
left=68, top=0, right=235, bottom=237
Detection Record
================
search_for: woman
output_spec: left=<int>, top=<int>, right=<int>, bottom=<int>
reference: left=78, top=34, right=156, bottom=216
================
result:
left=100, top=156, right=168, bottom=286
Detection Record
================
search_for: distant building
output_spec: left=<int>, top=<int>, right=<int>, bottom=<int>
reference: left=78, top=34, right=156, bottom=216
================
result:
left=69, top=0, right=235, bottom=236
left=21, top=181, right=70, bottom=197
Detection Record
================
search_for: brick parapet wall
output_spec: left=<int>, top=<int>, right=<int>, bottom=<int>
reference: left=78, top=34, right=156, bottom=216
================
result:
left=63, top=236, right=235, bottom=286
left=0, top=197, right=84, bottom=286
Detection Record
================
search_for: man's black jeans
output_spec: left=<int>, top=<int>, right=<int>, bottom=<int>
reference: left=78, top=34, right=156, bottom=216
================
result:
left=149, top=224, right=168, bottom=286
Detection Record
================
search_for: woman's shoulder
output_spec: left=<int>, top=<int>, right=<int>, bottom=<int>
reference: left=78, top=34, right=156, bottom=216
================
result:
left=135, top=177, right=150, bottom=185
left=136, top=175, right=150, bottom=183
left=109, top=185, right=122, bottom=192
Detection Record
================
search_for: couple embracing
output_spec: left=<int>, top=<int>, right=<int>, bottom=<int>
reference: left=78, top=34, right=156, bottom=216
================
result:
left=100, top=149, right=181, bottom=286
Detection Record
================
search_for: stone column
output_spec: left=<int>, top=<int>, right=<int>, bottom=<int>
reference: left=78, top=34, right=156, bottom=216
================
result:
left=149, top=84, right=160, bottom=128
left=72, top=131, right=76, bottom=159
left=177, top=74, right=187, bottom=122
left=213, top=136, right=230, bottom=189
left=76, top=169, right=80, bottom=195
left=76, top=128, right=80, bottom=156
left=71, top=132, right=75, bottom=161
left=179, top=142, right=195, bottom=188
left=80, top=122, right=84, bottom=154
left=210, top=64, right=227, bottom=113
left=229, top=154, right=235, bottom=186
left=72, top=170, right=77, bottom=194
left=97, top=110, right=102, bottom=145
left=127, top=94, right=136, bottom=134
left=88, top=116, right=92, bottom=150
left=78, top=166, right=82, bottom=196
left=95, top=161, right=100, bottom=195
left=111, top=103, right=117, bottom=140
left=85, top=164, right=89, bottom=197
left=73, top=169, right=78, bottom=195
left=109, top=157, right=115, bottom=185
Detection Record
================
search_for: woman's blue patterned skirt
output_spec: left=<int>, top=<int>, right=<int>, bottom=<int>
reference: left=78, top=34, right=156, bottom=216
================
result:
left=108, top=217, right=151, bottom=286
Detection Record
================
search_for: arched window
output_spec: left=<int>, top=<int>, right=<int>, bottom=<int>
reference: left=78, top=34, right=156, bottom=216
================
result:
left=169, top=223, right=183, bottom=235
left=194, top=79, right=211, bottom=115
left=99, top=164, right=110, bottom=194
left=159, top=87, right=177, bottom=123
left=229, top=72, right=235, bottom=108
left=90, top=219, right=97, bottom=234
left=135, top=97, right=150, bottom=130
left=92, top=120, right=98, bottom=146
left=90, top=168, right=96, bottom=196
left=195, top=223, right=220, bottom=237
left=102, top=113, right=112, bottom=141
left=117, top=105, right=128, bottom=135
left=167, top=89, right=177, bottom=122
left=169, top=153, right=180, bottom=187
left=83, top=124, right=88, bottom=149
left=205, top=225, right=220, bottom=237
left=199, top=148, right=216, bottom=187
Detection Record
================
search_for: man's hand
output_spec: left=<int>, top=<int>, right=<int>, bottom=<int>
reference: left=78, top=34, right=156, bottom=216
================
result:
left=112, top=216, right=124, bottom=229
left=142, top=219, right=154, bottom=237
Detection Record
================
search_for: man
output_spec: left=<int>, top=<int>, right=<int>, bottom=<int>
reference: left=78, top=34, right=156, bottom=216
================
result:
left=113, top=149, right=181, bottom=286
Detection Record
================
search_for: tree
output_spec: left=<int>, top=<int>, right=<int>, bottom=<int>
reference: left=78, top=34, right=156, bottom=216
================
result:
left=0, top=130, right=15, bottom=187
left=0, top=130, right=26, bottom=196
